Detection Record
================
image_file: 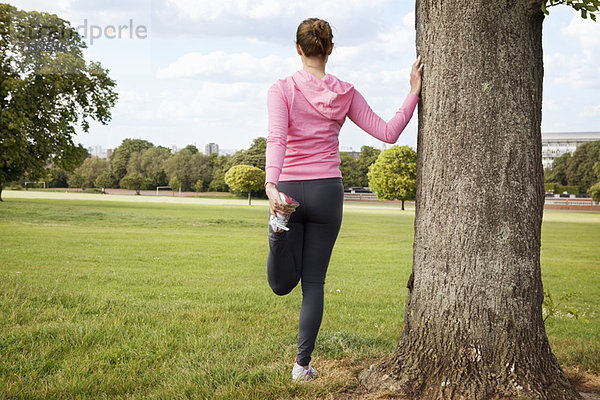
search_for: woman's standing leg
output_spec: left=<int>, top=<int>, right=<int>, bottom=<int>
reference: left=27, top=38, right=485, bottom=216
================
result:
left=295, top=178, right=344, bottom=367
left=266, top=181, right=304, bottom=296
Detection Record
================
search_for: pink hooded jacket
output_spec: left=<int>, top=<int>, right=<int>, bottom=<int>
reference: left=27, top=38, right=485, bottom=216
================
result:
left=265, top=69, right=419, bottom=185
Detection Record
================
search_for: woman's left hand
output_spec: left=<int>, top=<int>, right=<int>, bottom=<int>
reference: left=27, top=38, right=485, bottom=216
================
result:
left=410, top=55, right=424, bottom=96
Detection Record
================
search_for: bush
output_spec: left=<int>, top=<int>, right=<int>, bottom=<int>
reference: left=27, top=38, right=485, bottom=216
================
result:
left=588, top=182, right=600, bottom=203
left=555, top=185, right=580, bottom=194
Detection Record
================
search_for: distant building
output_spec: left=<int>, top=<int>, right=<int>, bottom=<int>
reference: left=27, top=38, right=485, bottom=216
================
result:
left=339, top=146, right=360, bottom=159
left=205, top=142, right=219, bottom=156
left=340, top=150, right=360, bottom=159
left=542, top=132, right=600, bottom=169
left=171, top=145, right=178, bottom=153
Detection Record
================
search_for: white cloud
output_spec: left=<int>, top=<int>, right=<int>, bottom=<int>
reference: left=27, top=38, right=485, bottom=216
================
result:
left=562, top=14, right=600, bottom=50
left=578, top=104, right=600, bottom=118
left=156, top=51, right=297, bottom=81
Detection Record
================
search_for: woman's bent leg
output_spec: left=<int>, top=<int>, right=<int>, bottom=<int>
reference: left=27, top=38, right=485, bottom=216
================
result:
left=267, top=222, right=303, bottom=295
left=266, top=181, right=304, bottom=296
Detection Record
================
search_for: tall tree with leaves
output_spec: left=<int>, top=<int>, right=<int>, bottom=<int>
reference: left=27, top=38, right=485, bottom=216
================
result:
left=110, top=139, right=154, bottom=183
left=367, top=146, right=416, bottom=210
left=357, top=145, right=381, bottom=187
left=359, top=1, right=596, bottom=398
left=0, top=4, right=117, bottom=201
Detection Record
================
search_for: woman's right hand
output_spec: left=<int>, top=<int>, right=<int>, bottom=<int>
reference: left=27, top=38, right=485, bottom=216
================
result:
left=265, top=182, right=297, bottom=217
left=410, top=55, right=424, bottom=96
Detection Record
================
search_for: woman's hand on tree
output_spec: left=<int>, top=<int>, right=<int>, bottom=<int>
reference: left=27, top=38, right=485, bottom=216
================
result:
left=410, top=55, right=424, bottom=96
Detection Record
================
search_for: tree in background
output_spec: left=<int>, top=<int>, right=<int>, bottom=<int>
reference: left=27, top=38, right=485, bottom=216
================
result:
left=67, top=156, right=108, bottom=189
left=232, top=137, right=267, bottom=170
left=359, top=1, right=596, bottom=398
left=120, top=172, right=151, bottom=195
left=545, top=152, right=571, bottom=186
left=357, top=145, right=381, bottom=187
left=224, top=165, right=265, bottom=205
left=209, top=154, right=233, bottom=192
left=339, top=152, right=362, bottom=188
left=0, top=4, right=117, bottom=201
left=589, top=158, right=600, bottom=202
left=94, top=171, right=116, bottom=193
left=123, top=146, right=171, bottom=189
left=367, top=146, right=416, bottom=210
left=45, top=166, right=70, bottom=188
left=110, top=139, right=154, bottom=183
left=164, top=148, right=213, bottom=192
left=169, top=176, right=181, bottom=193
left=565, top=141, right=600, bottom=192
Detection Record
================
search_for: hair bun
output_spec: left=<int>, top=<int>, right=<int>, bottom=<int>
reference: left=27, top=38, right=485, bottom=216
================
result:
left=296, top=18, right=333, bottom=59
left=311, top=20, right=329, bottom=40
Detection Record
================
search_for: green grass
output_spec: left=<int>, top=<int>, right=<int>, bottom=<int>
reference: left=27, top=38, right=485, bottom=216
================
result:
left=0, top=196, right=598, bottom=399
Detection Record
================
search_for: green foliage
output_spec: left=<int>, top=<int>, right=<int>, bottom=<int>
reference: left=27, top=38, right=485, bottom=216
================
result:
left=588, top=182, right=600, bottom=202
left=224, top=164, right=265, bottom=205
left=0, top=4, right=117, bottom=198
left=543, top=290, right=588, bottom=323
left=110, top=139, right=154, bottom=182
left=566, top=141, right=600, bottom=192
left=164, top=148, right=213, bottom=192
left=545, top=182, right=558, bottom=193
left=94, top=171, right=116, bottom=190
left=67, top=172, right=86, bottom=190
left=556, top=185, right=580, bottom=194
left=542, top=0, right=600, bottom=21
left=209, top=154, right=233, bottom=192
left=45, top=165, right=70, bottom=188
left=169, top=176, right=181, bottom=192
left=339, top=152, right=362, bottom=188
left=357, top=146, right=381, bottom=187
left=120, top=172, right=151, bottom=195
left=368, top=145, right=417, bottom=204
left=67, top=156, right=108, bottom=189
left=125, top=146, right=171, bottom=189
left=545, top=153, right=571, bottom=185
left=231, top=137, right=266, bottom=170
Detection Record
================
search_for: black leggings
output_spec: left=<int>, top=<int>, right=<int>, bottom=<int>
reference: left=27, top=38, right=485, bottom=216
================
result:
left=267, top=178, right=344, bottom=366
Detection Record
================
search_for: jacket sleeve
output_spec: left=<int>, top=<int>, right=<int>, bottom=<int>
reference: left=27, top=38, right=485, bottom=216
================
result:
left=347, top=89, right=419, bottom=144
left=265, top=83, right=288, bottom=186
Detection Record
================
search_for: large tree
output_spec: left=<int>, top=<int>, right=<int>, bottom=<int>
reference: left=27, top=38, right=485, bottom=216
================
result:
left=0, top=4, right=117, bottom=201
left=359, top=1, right=587, bottom=398
left=367, top=145, right=416, bottom=210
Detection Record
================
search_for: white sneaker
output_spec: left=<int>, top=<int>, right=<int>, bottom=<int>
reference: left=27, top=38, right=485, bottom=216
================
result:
left=292, top=359, right=317, bottom=382
left=269, top=192, right=300, bottom=233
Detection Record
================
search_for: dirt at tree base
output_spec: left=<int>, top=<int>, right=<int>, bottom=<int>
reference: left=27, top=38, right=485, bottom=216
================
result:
left=320, top=359, right=600, bottom=400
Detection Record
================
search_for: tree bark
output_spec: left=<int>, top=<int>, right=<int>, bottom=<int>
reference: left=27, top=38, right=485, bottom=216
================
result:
left=248, top=191, right=252, bottom=206
left=359, top=1, right=581, bottom=399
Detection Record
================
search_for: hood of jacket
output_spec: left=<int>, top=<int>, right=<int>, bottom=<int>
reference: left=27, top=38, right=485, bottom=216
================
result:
left=291, top=69, right=354, bottom=120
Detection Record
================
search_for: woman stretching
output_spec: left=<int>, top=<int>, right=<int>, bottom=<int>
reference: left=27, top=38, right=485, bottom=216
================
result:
left=265, top=17, right=423, bottom=382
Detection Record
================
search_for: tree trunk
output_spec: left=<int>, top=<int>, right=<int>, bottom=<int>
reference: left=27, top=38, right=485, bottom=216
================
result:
left=248, top=191, right=252, bottom=206
left=359, top=1, right=581, bottom=398
left=401, top=199, right=405, bottom=211
left=0, top=186, right=3, bottom=201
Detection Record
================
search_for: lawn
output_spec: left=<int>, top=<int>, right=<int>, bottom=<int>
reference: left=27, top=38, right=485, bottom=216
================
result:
left=0, top=193, right=598, bottom=399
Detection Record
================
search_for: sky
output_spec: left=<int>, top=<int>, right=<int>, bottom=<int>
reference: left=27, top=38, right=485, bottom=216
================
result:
left=7, top=0, right=600, bottom=154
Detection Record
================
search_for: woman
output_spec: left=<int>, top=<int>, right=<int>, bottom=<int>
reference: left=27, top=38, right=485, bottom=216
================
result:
left=265, top=17, right=423, bottom=382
